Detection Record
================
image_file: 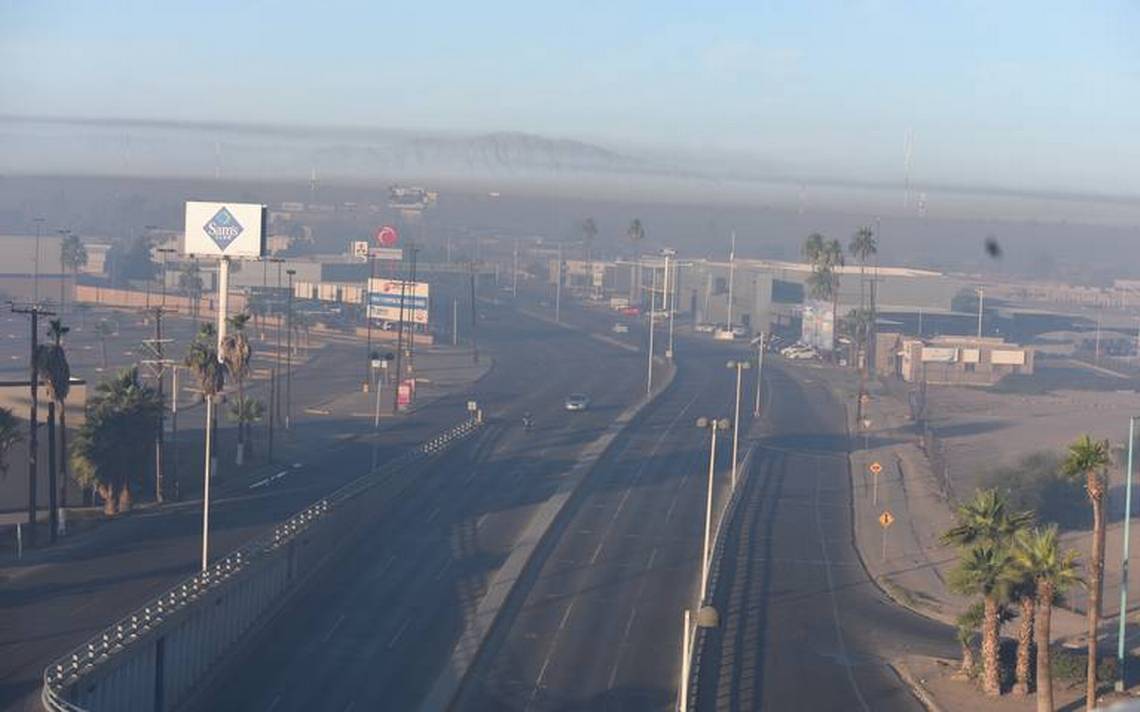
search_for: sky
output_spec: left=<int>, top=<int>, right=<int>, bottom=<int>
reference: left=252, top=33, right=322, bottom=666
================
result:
left=2, top=1, right=1139, bottom=195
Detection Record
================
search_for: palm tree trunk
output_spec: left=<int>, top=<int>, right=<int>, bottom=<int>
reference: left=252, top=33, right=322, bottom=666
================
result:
left=235, top=381, right=245, bottom=466
left=1014, top=594, right=1035, bottom=695
left=1037, top=582, right=1054, bottom=712
left=960, top=640, right=976, bottom=678
left=1087, top=475, right=1106, bottom=711
left=58, top=405, right=68, bottom=508
left=118, top=483, right=132, bottom=512
left=983, top=594, right=1002, bottom=695
left=100, top=483, right=116, bottom=516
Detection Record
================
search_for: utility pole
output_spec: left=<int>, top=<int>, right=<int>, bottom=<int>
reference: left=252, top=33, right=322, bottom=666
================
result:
left=754, top=332, right=765, bottom=416
left=727, top=231, right=737, bottom=328
left=976, top=286, right=984, bottom=339
left=170, top=365, right=180, bottom=499
left=156, top=247, right=177, bottom=307
left=662, top=248, right=676, bottom=359
left=141, top=307, right=172, bottom=503
left=57, top=228, right=71, bottom=312
left=392, top=265, right=407, bottom=413
left=286, top=269, right=295, bottom=429
left=364, top=252, right=376, bottom=392
left=469, top=261, right=479, bottom=365
left=555, top=243, right=562, bottom=323
left=452, top=298, right=459, bottom=346
left=271, top=258, right=285, bottom=428
left=407, top=243, right=420, bottom=382
left=13, top=303, right=54, bottom=546
left=512, top=238, right=519, bottom=298
left=1117, top=415, right=1137, bottom=692
left=647, top=263, right=657, bottom=395
left=33, top=219, right=43, bottom=304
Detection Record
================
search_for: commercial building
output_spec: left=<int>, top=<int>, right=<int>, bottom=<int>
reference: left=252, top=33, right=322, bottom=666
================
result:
left=875, top=333, right=1034, bottom=386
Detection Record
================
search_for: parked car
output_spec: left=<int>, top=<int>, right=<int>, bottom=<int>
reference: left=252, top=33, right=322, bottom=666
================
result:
left=730, top=324, right=749, bottom=338
left=564, top=393, right=590, bottom=411
left=612, top=323, right=629, bottom=334
left=620, top=306, right=640, bottom=317
left=694, top=322, right=716, bottom=333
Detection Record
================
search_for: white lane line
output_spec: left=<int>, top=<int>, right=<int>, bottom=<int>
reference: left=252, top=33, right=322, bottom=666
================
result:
left=646, top=548, right=658, bottom=570
left=434, top=559, right=451, bottom=581
left=427, top=506, right=441, bottom=523
left=373, top=555, right=396, bottom=582
left=589, top=393, right=701, bottom=565
left=664, top=493, right=680, bottom=523
left=607, top=607, right=639, bottom=688
left=388, top=617, right=411, bottom=648
left=527, top=600, right=577, bottom=710
left=476, top=513, right=488, bottom=529
left=342, top=701, right=356, bottom=712
left=266, top=694, right=282, bottom=712
left=813, top=455, right=870, bottom=712
left=322, top=613, right=346, bottom=643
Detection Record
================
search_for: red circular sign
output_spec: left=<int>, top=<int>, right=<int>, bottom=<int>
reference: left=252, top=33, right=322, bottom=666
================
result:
left=376, top=225, right=399, bottom=247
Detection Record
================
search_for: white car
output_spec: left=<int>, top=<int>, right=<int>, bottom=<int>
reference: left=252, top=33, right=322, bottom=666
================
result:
left=730, top=325, right=749, bottom=338
left=612, top=323, right=629, bottom=334
left=694, top=323, right=716, bottom=334
left=564, top=393, right=590, bottom=411
left=784, top=347, right=818, bottom=360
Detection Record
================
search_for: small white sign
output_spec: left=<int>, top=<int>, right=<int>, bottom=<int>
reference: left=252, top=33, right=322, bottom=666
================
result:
left=184, top=201, right=266, bottom=257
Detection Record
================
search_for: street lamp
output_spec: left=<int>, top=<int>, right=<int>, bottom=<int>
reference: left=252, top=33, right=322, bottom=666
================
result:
left=661, top=248, right=676, bottom=360
left=363, top=250, right=376, bottom=392
left=726, top=360, right=752, bottom=491
left=286, top=269, right=296, bottom=430
left=56, top=228, right=71, bottom=310
left=751, top=333, right=765, bottom=417
left=1118, top=416, right=1139, bottom=692
left=696, top=416, right=730, bottom=602
left=156, top=247, right=177, bottom=307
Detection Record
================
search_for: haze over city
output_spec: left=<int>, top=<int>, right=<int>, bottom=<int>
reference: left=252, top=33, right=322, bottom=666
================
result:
left=3, top=4, right=1140, bottom=712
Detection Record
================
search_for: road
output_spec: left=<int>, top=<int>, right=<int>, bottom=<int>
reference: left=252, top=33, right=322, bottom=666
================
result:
left=0, top=303, right=618, bottom=710
left=693, top=360, right=955, bottom=711
left=455, top=332, right=747, bottom=711
left=194, top=307, right=647, bottom=711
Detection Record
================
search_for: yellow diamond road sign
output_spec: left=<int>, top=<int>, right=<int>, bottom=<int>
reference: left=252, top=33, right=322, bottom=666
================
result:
left=869, top=461, right=883, bottom=475
left=879, top=510, right=895, bottom=528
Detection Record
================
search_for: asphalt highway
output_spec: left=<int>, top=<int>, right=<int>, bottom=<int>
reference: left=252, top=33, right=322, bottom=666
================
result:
left=0, top=303, right=627, bottom=710
left=197, top=307, right=646, bottom=711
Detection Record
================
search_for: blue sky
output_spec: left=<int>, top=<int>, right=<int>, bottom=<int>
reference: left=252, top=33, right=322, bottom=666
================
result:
left=2, top=1, right=1138, bottom=193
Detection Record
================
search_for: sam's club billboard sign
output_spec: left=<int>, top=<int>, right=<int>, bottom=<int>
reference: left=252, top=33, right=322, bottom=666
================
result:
left=184, top=201, right=266, bottom=257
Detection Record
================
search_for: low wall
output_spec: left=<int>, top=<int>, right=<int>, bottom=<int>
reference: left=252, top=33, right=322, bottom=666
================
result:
left=41, top=418, right=482, bottom=712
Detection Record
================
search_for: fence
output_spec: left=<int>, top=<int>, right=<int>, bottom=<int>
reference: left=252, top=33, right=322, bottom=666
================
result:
left=41, top=417, right=482, bottom=712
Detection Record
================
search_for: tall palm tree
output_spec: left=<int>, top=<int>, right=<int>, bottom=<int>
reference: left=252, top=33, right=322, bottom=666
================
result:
left=955, top=601, right=985, bottom=678
left=627, top=219, right=645, bottom=246
left=227, top=397, right=264, bottom=456
left=848, top=226, right=877, bottom=310
left=1005, top=573, right=1037, bottom=696
left=220, top=314, right=253, bottom=465
left=1061, top=434, right=1111, bottom=710
left=942, top=488, right=1035, bottom=549
left=60, top=234, right=88, bottom=312
left=949, top=544, right=1014, bottom=696
left=1013, top=525, right=1083, bottom=712
left=71, top=368, right=160, bottom=515
left=39, top=319, right=71, bottom=514
left=185, top=324, right=226, bottom=480
left=802, top=232, right=826, bottom=265
left=0, top=406, right=22, bottom=478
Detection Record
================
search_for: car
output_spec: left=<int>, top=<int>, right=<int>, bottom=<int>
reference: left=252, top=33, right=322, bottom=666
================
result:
left=713, top=328, right=736, bottom=340
left=564, top=393, right=590, bottom=411
left=694, top=322, right=716, bottom=334
left=784, top=346, right=818, bottom=360
left=620, top=306, right=640, bottom=317
left=730, top=324, right=749, bottom=338
left=612, top=323, right=629, bottom=334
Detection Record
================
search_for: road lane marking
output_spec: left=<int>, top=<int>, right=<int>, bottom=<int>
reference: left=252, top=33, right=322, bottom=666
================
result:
left=476, top=513, right=488, bottom=529
left=388, top=617, right=411, bottom=648
left=322, top=614, right=346, bottom=643
left=813, top=455, right=870, bottom=712
left=646, top=548, right=658, bottom=569
left=427, top=506, right=441, bottom=523
left=528, top=600, right=576, bottom=710
left=266, top=694, right=282, bottom=712
left=607, top=607, right=639, bottom=688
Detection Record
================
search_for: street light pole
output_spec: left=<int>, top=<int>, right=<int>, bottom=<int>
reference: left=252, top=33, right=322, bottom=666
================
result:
left=286, top=269, right=295, bottom=430
left=697, top=416, right=729, bottom=599
left=754, top=332, right=765, bottom=417
left=555, top=243, right=562, bottom=324
left=662, top=248, right=676, bottom=360
left=33, top=219, right=43, bottom=304
left=647, top=262, right=657, bottom=395
left=364, top=252, right=376, bottom=392
left=1118, top=415, right=1137, bottom=692
left=726, top=360, right=752, bottom=491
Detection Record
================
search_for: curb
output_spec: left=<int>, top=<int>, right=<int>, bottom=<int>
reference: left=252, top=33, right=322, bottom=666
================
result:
left=890, top=658, right=946, bottom=712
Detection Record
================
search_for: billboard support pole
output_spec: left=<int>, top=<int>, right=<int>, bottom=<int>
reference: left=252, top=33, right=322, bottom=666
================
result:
left=216, top=257, right=230, bottom=360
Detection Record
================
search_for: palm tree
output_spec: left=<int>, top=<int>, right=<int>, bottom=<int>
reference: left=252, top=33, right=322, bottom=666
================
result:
left=950, top=544, right=1014, bottom=696
left=1061, top=434, right=1111, bottom=710
left=627, top=219, right=645, bottom=246
left=38, top=319, right=71, bottom=529
left=0, top=406, right=22, bottom=478
left=1013, top=525, right=1083, bottom=712
left=955, top=601, right=985, bottom=679
left=220, top=314, right=253, bottom=465
left=70, top=368, right=161, bottom=515
left=803, top=232, right=826, bottom=265
left=848, top=226, right=877, bottom=309
left=93, top=319, right=114, bottom=370
left=185, top=324, right=226, bottom=481
left=227, top=397, right=264, bottom=456
left=942, top=488, right=1035, bottom=549
left=1005, top=573, right=1037, bottom=696
left=60, top=234, right=88, bottom=312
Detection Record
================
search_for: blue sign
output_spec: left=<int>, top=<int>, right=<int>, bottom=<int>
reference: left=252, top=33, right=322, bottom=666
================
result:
left=203, top=206, right=244, bottom=251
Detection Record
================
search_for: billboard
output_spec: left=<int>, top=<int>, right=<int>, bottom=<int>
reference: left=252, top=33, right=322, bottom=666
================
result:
left=800, top=299, right=834, bottom=351
left=184, top=201, right=266, bottom=257
left=367, top=278, right=429, bottom=325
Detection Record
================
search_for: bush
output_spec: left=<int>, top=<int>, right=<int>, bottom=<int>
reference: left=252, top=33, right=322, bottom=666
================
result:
left=1051, top=647, right=1120, bottom=686
left=980, top=452, right=1089, bottom=529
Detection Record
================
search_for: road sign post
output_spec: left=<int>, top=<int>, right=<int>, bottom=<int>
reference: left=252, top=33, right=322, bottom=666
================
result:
left=879, top=509, right=895, bottom=561
left=869, top=461, right=883, bottom=505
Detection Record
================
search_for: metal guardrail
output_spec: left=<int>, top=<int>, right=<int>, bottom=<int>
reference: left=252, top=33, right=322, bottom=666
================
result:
left=41, top=417, right=482, bottom=711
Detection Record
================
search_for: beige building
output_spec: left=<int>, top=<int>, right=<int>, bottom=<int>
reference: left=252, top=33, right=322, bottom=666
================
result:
left=876, top=334, right=1034, bottom=386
